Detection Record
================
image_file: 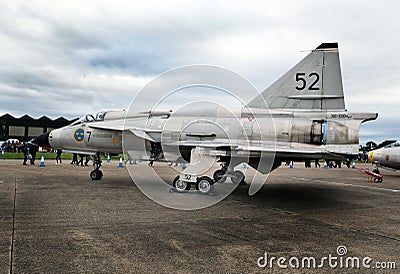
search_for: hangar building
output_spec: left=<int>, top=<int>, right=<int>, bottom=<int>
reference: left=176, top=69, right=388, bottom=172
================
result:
left=0, top=113, right=77, bottom=142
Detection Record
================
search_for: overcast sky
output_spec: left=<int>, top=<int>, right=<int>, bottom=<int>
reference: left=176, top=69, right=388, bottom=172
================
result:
left=0, top=0, right=399, bottom=144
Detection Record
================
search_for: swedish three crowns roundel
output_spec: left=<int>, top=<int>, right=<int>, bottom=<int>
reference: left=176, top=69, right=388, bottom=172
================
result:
left=73, top=128, right=85, bottom=143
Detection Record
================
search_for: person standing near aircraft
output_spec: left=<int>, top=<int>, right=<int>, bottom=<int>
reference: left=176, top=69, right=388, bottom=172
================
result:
left=30, top=143, right=38, bottom=165
left=77, top=154, right=84, bottom=166
left=21, top=142, right=28, bottom=165
left=56, top=149, right=62, bottom=164
left=71, top=153, right=78, bottom=165
left=84, top=155, right=90, bottom=166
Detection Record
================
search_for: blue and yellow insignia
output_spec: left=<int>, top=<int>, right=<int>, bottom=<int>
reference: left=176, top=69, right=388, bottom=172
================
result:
left=73, top=128, right=85, bottom=143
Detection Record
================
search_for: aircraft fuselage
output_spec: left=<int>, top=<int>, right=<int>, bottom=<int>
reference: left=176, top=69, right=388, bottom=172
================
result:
left=369, top=146, right=400, bottom=170
left=47, top=109, right=376, bottom=165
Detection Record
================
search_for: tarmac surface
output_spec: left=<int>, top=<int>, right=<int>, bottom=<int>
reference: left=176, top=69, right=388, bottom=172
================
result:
left=0, top=159, right=399, bottom=273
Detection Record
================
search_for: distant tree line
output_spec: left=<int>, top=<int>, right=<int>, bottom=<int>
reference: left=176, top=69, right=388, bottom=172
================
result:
left=359, top=140, right=396, bottom=152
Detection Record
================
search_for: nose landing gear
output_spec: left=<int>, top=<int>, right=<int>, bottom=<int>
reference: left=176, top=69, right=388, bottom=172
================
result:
left=90, top=152, right=103, bottom=180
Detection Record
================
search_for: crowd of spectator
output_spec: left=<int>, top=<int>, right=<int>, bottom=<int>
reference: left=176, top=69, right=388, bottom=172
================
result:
left=1, top=140, right=20, bottom=152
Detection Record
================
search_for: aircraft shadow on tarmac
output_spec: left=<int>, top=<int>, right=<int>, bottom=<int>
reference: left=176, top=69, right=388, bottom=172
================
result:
left=231, top=183, right=354, bottom=212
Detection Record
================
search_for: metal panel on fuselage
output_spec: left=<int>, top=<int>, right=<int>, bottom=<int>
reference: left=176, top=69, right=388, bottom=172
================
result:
left=373, top=147, right=400, bottom=170
left=50, top=122, right=122, bottom=154
left=85, top=126, right=122, bottom=154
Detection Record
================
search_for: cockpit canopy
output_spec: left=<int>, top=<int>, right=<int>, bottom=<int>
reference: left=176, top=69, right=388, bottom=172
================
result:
left=95, top=111, right=106, bottom=121
left=69, top=111, right=107, bottom=126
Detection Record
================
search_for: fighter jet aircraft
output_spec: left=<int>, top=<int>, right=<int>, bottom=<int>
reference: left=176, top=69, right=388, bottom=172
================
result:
left=33, top=42, right=378, bottom=194
left=368, top=142, right=400, bottom=170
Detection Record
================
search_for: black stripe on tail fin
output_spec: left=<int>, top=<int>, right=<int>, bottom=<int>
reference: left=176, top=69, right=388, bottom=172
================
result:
left=316, top=42, right=338, bottom=49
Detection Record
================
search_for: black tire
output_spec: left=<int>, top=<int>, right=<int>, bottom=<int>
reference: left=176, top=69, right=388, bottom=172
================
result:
left=90, top=170, right=103, bottom=180
left=90, top=170, right=97, bottom=180
left=213, top=169, right=226, bottom=183
left=196, top=176, right=214, bottom=194
left=173, top=175, right=191, bottom=192
left=231, top=170, right=245, bottom=185
left=97, top=170, right=103, bottom=180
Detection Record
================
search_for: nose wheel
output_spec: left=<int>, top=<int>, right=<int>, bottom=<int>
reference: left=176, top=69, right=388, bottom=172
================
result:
left=90, top=152, right=103, bottom=180
left=90, top=169, right=103, bottom=180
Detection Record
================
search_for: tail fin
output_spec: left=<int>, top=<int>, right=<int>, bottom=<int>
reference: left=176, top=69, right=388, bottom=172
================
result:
left=247, top=42, right=345, bottom=111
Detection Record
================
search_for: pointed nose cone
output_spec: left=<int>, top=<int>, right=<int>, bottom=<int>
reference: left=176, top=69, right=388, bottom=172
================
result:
left=31, top=132, right=51, bottom=148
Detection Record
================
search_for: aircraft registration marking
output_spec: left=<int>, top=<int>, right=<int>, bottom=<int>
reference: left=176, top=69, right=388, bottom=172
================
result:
left=330, top=113, right=353, bottom=119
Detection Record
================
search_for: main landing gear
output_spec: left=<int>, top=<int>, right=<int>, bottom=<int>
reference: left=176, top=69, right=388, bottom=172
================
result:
left=172, top=175, right=215, bottom=195
left=90, top=152, right=103, bottom=180
left=172, top=163, right=247, bottom=195
left=213, top=163, right=246, bottom=185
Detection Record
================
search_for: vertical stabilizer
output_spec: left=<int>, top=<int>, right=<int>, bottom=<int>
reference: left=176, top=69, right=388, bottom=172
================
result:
left=248, top=43, right=345, bottom=110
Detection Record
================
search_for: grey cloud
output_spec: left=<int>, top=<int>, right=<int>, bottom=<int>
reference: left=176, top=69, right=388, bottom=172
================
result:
left=359, top=118, right=400, bottom=145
